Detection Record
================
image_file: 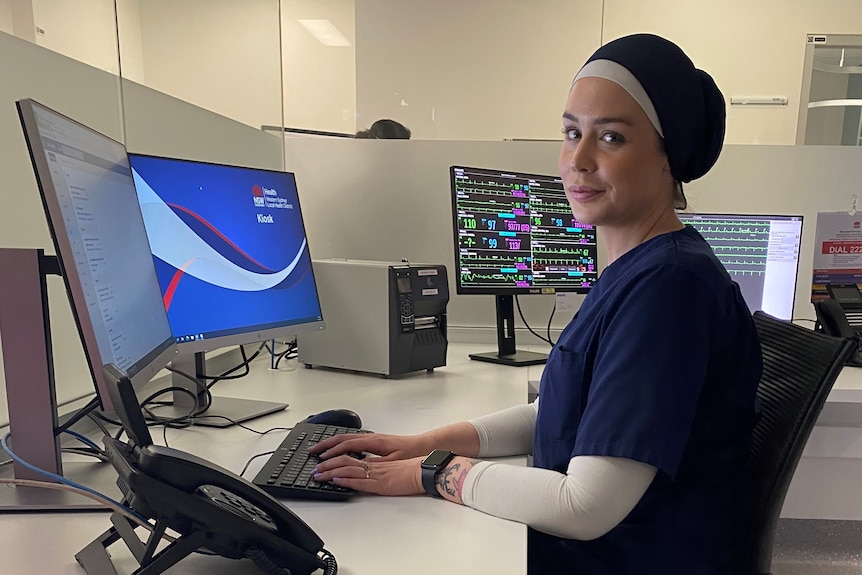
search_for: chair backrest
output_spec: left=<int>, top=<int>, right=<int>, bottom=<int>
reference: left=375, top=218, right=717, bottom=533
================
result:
left=741, top=311, right=856, bottom=575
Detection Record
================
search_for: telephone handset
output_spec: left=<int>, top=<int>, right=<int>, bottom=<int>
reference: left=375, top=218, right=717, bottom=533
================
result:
left=813, top=283, right=862, bottom=367
left=80, top=364, right=337, bottom=575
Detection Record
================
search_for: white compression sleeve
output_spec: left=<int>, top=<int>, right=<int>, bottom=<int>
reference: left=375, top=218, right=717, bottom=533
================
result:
left=468, top=401, right=539, bottom=457
left=461, top=455, right=657, bottom=540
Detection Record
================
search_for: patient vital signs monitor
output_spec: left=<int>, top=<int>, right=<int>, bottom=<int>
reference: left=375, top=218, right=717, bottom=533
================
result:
left=678, top=213, right=803, bottom=320
left=450, top=165, right=598, bottom=366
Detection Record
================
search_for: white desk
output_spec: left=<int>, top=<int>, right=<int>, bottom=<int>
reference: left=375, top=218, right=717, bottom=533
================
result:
left=781, top=363, right=862, bottom=520
left=0, top=344, right=531, bottom=574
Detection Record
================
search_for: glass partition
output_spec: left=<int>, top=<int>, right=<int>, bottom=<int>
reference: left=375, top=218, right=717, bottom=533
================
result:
left=116, top=0, right=284, bottom=170
left=6, top=1, right=862, bottom=145
left=798, top=34, right=862, bottom=146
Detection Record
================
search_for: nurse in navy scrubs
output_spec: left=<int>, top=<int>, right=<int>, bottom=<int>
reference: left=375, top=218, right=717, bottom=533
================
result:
left=311, top=33, right=762, bottom=575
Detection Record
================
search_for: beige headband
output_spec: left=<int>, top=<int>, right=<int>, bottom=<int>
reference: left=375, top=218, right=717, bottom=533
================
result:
left=572, top=59, right=664, bottom=138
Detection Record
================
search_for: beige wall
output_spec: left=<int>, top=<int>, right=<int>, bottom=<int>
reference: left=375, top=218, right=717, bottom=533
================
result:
left=136, top=0, right=283, bottom=132
left=116, top=0, right=144, bottom=84
left=31, top=0, right=119, bottom=73
left=0, top=1, right=12, bottom=34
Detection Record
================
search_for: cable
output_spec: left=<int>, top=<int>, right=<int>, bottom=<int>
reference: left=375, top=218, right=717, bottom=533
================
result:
left=1, top=432, right=144, bottom=520
left=319, top=548, right=338, bottom=575
left=546, top=298, right=557, bottom=346
left=87, top=411, right=114, bottom=438
left=246, top=546, right=291, bottom=574
left=157, top=342, right=268, bottom=419
left=514, top=295, right=554, bottom=346
left=0, top=478, right=152, bottom=528
left=273, top=339, right=298, bottom=369
left=200, top=342, right=268, bottom=386
left=239, top=451, right=275, bottom=477
left=62, top=429, right=103, bottom=452
left=61, top=447, right=109, bottom=462
left=139, top=381, right=215, bottom=433
left=91, top=410, right=123, bottom=428
left=55, top=396, right=101, bottom=434
left=188, top=416, right=292, bottom=437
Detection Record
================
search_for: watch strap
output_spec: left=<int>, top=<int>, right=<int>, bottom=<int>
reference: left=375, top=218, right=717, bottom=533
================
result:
left=421, top=465, right=442, bottom=497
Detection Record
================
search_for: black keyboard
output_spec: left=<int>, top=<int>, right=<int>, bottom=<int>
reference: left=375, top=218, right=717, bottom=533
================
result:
left=251, top=423, right=366, bottom=501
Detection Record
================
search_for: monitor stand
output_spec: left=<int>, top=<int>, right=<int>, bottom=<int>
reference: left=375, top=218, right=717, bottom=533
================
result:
left=469, top=294, right=548, bottom=367
left=0, top=248, right=120, bottom=511
left=153, top=352, right=288, bottom=428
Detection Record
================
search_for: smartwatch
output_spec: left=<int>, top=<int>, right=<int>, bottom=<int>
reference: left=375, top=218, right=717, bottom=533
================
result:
left=420, top=450, right=456, bottom=498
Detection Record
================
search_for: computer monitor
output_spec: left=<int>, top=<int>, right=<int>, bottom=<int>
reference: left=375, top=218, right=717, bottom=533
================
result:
left=6, top=99, right=177, bottom=510
left=450, top=165, right=598, bottom=366
left=678, top=213, right=803, bottom=320
left=16, top=99, right=177, bottom=410
left=127, top=153, right=325, bottom=426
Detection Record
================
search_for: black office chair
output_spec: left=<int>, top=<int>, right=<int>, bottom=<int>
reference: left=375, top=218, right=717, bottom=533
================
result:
left=739, top=311, right=856, bottom=575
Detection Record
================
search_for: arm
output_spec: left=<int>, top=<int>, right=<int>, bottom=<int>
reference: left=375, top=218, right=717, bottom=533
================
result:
left=310, top=402, right=538, bottom=461
left=433, top=455, right=656, bottom=541
left=469, top=401, right=538, bottom=457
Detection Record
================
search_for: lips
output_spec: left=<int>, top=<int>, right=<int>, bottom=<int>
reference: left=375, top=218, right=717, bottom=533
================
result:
left=567, top=185, right=603, bottom=202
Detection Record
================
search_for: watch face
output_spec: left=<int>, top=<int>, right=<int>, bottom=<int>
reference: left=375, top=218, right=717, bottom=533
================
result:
left=422, top=450, right=454, bottom=468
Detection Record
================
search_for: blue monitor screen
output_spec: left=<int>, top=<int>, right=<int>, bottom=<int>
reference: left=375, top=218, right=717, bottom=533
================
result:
left=128, top=154, right=323, bottom=351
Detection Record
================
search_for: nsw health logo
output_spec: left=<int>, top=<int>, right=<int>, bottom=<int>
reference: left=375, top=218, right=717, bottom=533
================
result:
left=252, top=183, right=293, bottom=210
left=252, top=184, right=265, bottom=207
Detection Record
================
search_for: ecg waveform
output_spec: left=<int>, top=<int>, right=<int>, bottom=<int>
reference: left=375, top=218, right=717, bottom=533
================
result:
left=681, top=217, right=772, bottom=278
left=453, top=167, right=598, bottom=290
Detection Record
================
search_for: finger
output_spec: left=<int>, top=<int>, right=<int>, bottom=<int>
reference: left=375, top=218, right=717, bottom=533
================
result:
left=307, top=433, right=358, bottom=454
left=312, top=462, right=368, bottom=483
left=316, top=437, right=377, bottom=459
left=329, top=476, right=378, bottom=494
left=311, top=454, right=362, bottom=474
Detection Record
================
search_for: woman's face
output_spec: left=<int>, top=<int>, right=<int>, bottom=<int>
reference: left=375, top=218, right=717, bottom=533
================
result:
left=558, top=77, right=675, bottom=230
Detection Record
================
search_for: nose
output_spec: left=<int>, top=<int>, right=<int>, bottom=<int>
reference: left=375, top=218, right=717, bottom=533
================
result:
left=561, top=138, right=596, bottom=174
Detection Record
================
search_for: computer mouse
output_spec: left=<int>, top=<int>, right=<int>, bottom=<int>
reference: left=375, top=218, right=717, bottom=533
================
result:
left=299, top=409, right=362, bottom=429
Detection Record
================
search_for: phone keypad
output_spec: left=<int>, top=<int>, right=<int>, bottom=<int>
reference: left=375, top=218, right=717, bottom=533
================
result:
left=196, top=484, right=278, bottom=531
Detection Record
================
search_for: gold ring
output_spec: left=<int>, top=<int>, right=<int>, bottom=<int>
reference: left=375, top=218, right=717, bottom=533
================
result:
left=362, top=460, right=370, bottom=479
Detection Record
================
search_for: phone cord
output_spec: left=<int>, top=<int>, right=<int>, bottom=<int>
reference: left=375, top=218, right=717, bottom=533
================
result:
left=245, top=546, right=338, bottom=575
left=319, top=548, right=338, bottom=575
left=245, top=547, right=291, bottom=575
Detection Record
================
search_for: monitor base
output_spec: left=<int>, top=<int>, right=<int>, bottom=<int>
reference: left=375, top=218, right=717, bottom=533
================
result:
left=469, top=350, right=548, bottom=367
left=149, top=396, right=289, bottom=429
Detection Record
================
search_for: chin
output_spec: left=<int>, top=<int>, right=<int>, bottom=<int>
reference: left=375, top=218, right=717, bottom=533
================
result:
left=567, top=204, right=599, bottom=227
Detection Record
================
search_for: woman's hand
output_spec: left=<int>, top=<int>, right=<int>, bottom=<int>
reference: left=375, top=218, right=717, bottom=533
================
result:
left=307, top=432, right=429, bottom=462
left=311, top=455, right=424, bottom=496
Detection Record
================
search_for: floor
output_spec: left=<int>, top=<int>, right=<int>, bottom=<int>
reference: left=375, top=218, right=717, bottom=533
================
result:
left=772, top=519, right=862, bottom=574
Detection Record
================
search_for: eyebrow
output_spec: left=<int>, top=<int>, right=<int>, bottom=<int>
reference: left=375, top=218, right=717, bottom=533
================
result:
left=562, top=112, right=635, bottom=126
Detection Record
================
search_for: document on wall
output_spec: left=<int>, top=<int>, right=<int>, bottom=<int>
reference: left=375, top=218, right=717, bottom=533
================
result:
left=811, top=211, right=862, bottom=301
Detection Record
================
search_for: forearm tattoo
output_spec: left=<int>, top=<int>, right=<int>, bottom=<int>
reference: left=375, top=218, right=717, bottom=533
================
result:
left=435, top=459, right=478, bottom=500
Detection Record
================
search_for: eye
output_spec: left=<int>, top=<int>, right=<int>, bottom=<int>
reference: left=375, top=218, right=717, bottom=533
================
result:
left=561, top=127, right=580, bottom=141
left=601, top=131, right=625, bottom=144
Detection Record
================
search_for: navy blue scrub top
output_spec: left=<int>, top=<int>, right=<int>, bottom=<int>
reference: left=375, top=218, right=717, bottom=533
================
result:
left=530, top=226, right=762, bottom=575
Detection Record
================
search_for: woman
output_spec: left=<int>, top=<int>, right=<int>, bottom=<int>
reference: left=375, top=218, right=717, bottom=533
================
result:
left=310, top=33, right=761, bottom=574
